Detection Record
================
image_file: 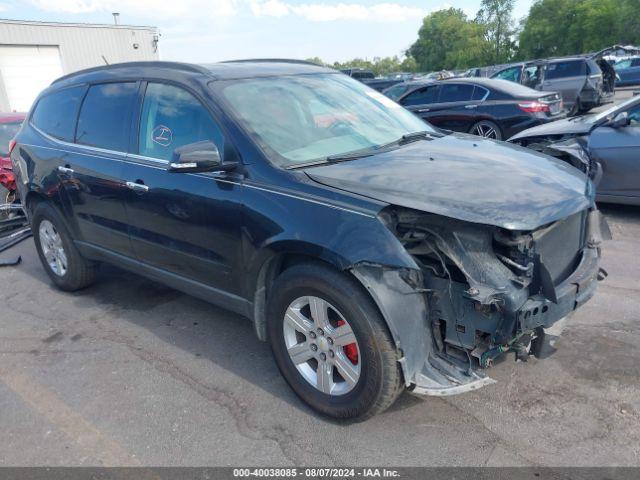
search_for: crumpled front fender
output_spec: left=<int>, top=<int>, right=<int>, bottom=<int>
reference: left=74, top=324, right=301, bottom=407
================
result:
left=350, top=263, right=495, bottom=393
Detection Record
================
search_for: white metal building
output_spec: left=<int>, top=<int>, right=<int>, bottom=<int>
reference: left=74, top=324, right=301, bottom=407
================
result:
left=0, top=19, right=160, bottom=112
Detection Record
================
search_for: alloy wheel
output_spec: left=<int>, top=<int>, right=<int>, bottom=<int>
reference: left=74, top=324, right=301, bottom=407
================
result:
left=472, top=122, right=499, bottom=139
left=283, top=296, right=361, bottom=396
left=38, top=219, right=68, bottom=276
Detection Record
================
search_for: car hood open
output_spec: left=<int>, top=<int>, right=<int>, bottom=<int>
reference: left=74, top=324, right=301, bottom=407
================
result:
left=305, top=133, right=592, bottom=231
left=509, top=116, right=595, bottom=141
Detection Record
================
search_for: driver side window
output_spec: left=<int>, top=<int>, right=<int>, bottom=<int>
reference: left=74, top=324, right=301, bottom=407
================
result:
left=138, top=83, right=224, bottom=161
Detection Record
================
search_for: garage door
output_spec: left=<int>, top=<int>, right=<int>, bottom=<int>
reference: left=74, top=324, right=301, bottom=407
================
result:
left=0, top=45, right=63, bottom=112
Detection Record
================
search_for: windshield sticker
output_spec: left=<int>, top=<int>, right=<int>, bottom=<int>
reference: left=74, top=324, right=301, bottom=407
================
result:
left=365, top=90, right=401, bottom=109
left=152, top=125, right=172, bottom=147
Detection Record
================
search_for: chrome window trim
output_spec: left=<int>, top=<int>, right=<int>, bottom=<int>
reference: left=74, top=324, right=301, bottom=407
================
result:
left=21, top=137, right=374, bottom=218
left=31, top=124, right=128, bottom=158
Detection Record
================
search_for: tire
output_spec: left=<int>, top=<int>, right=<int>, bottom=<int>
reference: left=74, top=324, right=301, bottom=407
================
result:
left=0, top=185, right=12, bottom=220
left=32, top=201, right=97, bottom=291
left=469, top=120, right=502, bottom=140
left=267, top=262, right=403, bottom=420
left=568, top=98, right=581, bottom=116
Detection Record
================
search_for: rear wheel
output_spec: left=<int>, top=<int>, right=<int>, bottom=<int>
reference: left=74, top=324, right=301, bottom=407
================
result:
left=267, top=263, right=403, bottom=420
left=568, top=98, right=581, bottom=116
left=469, top=120, right=502, bottom=140
left=32, top=202, right=97, bottom=291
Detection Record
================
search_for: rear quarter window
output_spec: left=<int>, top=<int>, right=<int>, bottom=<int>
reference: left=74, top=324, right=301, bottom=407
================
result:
left=30, top=86, right=86, bottom=142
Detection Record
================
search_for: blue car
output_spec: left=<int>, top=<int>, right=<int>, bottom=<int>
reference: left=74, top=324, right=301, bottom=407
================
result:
left=614, top=57, right=640, bottom=86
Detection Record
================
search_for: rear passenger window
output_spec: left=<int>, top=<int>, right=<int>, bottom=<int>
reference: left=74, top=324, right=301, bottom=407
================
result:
left=138, top=83, right=224, bottom=161
left=439, top=84, right=475, bottom=102
left=31, top=86, right=85, bottom=142
left=401, top=86, right=438, bottom=106
left=545, top=61, right=586, bottom=79
left=75, top=82, right=137, bottom=152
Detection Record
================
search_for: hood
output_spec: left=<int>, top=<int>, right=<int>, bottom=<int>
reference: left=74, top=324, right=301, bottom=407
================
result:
left=305, top=133, right=592, bottom=231
left=509, top=116, right=595, bottom=141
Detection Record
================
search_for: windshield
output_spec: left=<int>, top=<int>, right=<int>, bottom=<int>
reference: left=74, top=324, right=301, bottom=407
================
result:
left=0, top=121, right=21, bottom=156
left=216, top=73, right=433, bottom=167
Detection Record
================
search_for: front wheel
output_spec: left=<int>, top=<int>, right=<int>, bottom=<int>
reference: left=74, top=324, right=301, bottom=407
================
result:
left=267, top=263, right=403, bottom=420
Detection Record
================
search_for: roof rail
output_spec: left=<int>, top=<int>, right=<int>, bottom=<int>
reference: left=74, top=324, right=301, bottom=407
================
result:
left=52, top=61, right=210, bottom=84
left=220, top=58, right=322, bottom=66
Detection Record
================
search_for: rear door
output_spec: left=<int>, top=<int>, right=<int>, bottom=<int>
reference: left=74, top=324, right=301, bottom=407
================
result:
left=416, top=83, right=478, bottom=132
left=542, top=61, right=586, bottom=107
left=64, top=82, right=137, bottom=254
left=590, top=103, right=640, bottom=201
left=29, top=82, right=134, bottom=255
left=122, top=81, right=246, bottom=299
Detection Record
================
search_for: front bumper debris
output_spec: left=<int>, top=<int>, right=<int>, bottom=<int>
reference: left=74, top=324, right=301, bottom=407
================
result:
left=355, top=207, right=608, bottom=397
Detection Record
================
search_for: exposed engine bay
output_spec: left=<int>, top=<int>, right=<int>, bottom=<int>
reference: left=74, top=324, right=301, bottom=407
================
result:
left=374, top=205, right=610, bottom=392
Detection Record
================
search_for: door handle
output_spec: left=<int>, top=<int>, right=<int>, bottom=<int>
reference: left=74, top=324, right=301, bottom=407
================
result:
left=57, top=165, right=74, bottom=174
left=465, top=104, right=478, bottom=109
left=126, top=181, right=149, bottom=193
left=416, top=108, right=430, bottom=113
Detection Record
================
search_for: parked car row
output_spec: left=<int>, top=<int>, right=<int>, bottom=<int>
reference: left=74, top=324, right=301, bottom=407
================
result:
left=9, top=60, right=609, bottom=420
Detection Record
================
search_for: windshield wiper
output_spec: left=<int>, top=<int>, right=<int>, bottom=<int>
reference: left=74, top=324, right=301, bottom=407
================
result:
left=400, top=131, right=432, bottom=143
left=286, top=131, right=438, bottom=170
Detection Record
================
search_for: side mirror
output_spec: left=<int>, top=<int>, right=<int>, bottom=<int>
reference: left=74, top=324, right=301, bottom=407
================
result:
left=167, top=141, right=237, bottom=173
left=610, top=111, right=630, bottom=129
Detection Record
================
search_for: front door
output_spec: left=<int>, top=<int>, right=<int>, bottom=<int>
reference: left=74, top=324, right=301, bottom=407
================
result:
left=121, top=81, right=246, bottom=299
left=590, top=103, right=640, bottom=201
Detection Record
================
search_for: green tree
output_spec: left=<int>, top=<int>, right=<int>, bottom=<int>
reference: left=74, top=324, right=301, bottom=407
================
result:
left=408, top=8, right=488, bottom=71
left=307, top=56, right=418, bottom=76
left=517, top=0, right=640, bottom=59
left=476, top=0, right=516, bottom=64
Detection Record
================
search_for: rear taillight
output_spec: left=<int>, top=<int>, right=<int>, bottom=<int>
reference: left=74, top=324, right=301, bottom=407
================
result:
left=8, top=139, right=16, bottom=156
left=518, top=101, right=550, bottom=113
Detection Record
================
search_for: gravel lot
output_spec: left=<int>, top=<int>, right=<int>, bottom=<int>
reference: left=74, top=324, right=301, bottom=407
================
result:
left=1, top=92, right=639, bottom=467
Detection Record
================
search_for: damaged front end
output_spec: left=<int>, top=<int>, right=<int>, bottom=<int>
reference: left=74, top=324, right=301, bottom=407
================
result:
left=518, top=136, right=603, bottom=186
left=353, top=206, right=610, bottom=396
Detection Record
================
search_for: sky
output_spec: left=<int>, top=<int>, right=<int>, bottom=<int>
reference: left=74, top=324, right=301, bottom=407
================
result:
left=0, top=0, right=534, bottom=63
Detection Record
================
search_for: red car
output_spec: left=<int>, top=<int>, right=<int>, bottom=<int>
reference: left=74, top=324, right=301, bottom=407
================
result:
left=0, top=112, right=26, bottom=205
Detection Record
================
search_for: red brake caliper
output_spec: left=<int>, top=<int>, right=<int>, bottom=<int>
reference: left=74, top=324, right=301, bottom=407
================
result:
left=337, top=319, right=358, bottom=365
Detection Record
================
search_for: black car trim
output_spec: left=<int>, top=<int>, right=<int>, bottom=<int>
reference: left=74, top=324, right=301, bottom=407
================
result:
left=75, top=240, right=252, bottom=317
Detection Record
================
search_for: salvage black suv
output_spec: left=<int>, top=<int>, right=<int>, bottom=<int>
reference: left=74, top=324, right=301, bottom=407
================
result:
left=11, top=60, right=609, bottom=420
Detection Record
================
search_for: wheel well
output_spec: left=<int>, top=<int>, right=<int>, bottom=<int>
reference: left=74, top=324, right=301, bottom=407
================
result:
left=252, top=252, right=406, bottom=385
left=252, top=253, right=334, bottom=341
left=23, top=191, right=46, bottom=217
